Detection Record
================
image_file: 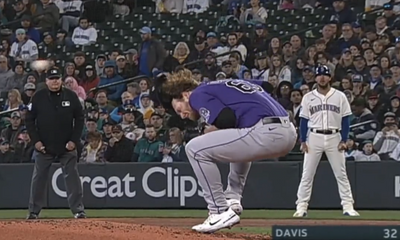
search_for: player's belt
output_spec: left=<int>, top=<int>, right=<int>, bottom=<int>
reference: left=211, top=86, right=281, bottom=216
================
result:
left=261, top=117, right=282, bottom=125
left=311, top=129, right=340, bottom=134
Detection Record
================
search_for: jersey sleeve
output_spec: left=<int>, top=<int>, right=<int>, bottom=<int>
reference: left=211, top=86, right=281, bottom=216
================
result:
left=299, top=95, right=310, bottom=119
left=189, top=89, right=226, bottom=125
left=341, top=93, right=352, bottom=117
left=29, top=41, right=38, bottom=56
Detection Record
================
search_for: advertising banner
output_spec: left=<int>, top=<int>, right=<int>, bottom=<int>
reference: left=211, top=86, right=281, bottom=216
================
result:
left=1, top=162, right=400, bottom=209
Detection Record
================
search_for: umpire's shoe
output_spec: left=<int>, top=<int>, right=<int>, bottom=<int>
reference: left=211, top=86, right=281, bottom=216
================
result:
left=26, top=213, right=39, bottom=220
left=74, top=212, right=87, bottom=219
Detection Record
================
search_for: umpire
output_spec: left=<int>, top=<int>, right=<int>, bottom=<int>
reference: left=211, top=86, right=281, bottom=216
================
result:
left=25, top=67, right=86, bottom=219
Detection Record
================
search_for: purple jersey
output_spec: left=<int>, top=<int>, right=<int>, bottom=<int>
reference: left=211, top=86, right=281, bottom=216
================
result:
left=189, top=79, right=288, bottom=128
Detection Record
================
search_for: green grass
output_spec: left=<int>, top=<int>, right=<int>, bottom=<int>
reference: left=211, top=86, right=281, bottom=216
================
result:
left=2, top=209, right=400, bottom=236
left=1, top=209, right=400, bottom=220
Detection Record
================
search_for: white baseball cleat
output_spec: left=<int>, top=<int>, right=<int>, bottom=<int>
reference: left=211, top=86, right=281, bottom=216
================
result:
left=227, top=199, right=243, bottom=215
left=343, top=209, right=360, bottom=216
left=192, top=208, right=240, bottom=233
left=293, top=210, right=308, bottom=218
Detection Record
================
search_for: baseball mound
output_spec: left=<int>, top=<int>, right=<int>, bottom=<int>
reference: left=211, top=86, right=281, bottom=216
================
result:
left=0, top=218, right=398, bottom=240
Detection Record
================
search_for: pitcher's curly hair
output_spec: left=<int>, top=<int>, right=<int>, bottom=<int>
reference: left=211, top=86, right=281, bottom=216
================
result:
left=162, top=68, right=199, bottom=99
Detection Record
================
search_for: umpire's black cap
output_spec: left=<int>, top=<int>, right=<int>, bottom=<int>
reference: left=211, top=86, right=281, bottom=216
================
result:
left=46, top=67, right=62, bottom=79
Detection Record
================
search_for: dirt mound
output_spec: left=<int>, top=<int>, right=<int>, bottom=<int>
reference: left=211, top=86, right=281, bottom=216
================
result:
left=0, top=219, right=269, bottom=240
left=1, top=217, right=395, bottom=240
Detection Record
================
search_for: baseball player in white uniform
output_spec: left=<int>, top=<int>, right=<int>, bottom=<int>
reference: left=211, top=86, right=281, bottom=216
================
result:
left=293, top=65, right=359, bottom=217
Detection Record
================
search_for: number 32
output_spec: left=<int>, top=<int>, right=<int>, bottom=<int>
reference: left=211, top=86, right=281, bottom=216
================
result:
left=225, top=80, right=263, bottom=94
left=384, top=229, right=397, bottom=238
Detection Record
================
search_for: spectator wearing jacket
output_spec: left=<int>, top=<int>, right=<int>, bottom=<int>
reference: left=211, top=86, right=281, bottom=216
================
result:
left=138, top=26, right=166, bottom=77
left=351, top=98, right=378, bottom=144
left=104, top=125, right=134, bottom=162
left=72, top=17, right=97, bottom=46
left=33, top=0, right=60, bottom=33
left=98, top=60, right=125, bottom=104
left=0, top=139, right=15, bottom=163
left=355, top=140, right=381, bottom=161
left=79, top=65, right=99, bottom=98
left=64, top=76, right=86, bottom=100
left=15, top=15, right=41, bottom=44
left=79, top=131, right=108, bottom=163
left=132, top=124, right=163, bottom=162
left=14, top=127, right=34, bottom=163
left=162, top=127, right=188, bottom=162
left=1, top=111, right=24, bottom=148
left=373, top=112, right=400, bottom=160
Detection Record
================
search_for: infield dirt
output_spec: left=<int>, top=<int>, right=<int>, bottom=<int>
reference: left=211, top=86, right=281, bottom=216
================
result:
left=1, top=218, right=399, bottom=240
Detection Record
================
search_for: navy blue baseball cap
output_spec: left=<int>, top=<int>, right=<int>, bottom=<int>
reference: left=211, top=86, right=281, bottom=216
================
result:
left=315, top=65, right=331, bottom=76
left=352, top=74, right=363, bottom=82
left=206, top=32, right=217, bottom=38
left=255, top=23, right=265, bottom=29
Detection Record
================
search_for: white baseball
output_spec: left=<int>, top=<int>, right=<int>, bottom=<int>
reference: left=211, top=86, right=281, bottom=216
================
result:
left=31, top=60, right=50, bottom=71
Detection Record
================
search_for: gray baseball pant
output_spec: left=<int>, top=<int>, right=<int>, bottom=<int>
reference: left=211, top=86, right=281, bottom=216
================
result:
left=28, top=150, right=84, bottom=214
left=185, top=117, right=297, bottom=214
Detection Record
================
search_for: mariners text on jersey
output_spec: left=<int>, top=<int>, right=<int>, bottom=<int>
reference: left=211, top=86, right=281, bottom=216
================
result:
left=309, top=104, right=341, bottom=115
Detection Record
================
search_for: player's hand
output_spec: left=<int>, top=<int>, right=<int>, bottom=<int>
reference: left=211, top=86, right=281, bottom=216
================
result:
left=204, top=125, right=218, bottom=134
left=35, top=141, right=46, bottom=154
left=66, top=141, right=76, bottom=151
left=300, top=142, right=308, bottom=153
left=338, top=141, right=347, bottom=151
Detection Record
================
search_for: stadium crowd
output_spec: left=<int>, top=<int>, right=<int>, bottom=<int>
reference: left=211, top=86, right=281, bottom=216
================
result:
left=0, top=0, right=398, bottom=164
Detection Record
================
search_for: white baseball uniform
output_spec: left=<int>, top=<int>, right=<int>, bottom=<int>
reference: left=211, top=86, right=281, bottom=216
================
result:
left=295, top=87, right=355, bottom=210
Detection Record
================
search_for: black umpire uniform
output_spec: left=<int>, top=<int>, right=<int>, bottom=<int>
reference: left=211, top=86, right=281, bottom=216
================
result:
left=25, top=67, right=85, bottom=219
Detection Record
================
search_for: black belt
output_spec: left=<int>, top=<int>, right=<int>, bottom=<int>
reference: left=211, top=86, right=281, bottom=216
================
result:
left=311, top=129, right=339, bottom=134
left=262, top=117, right=283, bottom=125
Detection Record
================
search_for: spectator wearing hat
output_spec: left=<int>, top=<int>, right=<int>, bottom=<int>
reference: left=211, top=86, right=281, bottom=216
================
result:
left=138, top=93, right=154, bottom=115
left=124, top=48, right=139, bottom=71
left=1, top=110, right=24, bottom=148
left=191, top=69, right=203, bottom=82
left=387, top=95, right=400, bottom=120
left=138, top=26, right=166, bottom=77
left=351, top=97, right=378, bottom=144
left=80, top=65, right=100, bottom=98
left=72, top=17, right=98, bottom=46
left=251, top=52, right=269, bottom=81
left=4, top=61, right=25, bottom=93
left=221, top=60, right=239, bottom=79
left=25, top=67, right=85, bottom=220
left=119, top=108, right=145, bottom=142
left=354, top=140, right=381, bottom=161
left=32, top=0, right=59, bottom=33
left=334, top=48, right=354, bottom=82
left=13, top=15, right=40, bottom=44
left=187, top=37, right=208, bottom=69
left=104, top=124, right=134, bottom=162
left=22, top=82, right=36, bottom=105
left=367, top=92, right=383, bottom=120
left=132, top=124, right=163, bottom=162
left=58, top=0, right=82, bottom=32
left=0, top=139, right=15, bottom=163
left=294, top=65, right=315, bottom=88
left=363, top=47, right=375, bottom=66
left=55, top=29, right=73, bottom=47
left=98, top=60, right=125, bottom=104
left=116, top=55, right=134, bottom=78
left=10, top=28, right=38, bottom=63
left=73, top=52, right=87, bottom=80
left=14, top=126, right=34, bottom=162
left=149, top=112, right=168, bottom=141
left=352, top=22, right=363, bottom=39
left=382, top=2, right=397, bottom=27
left=201, top=52, right=220, bottom=81
left=374, top=112, right=400, bottom=160
left=79, top=131, right=108, bottom=163
left=282, top=41, right=295, bottom=65
left=352, top=55, right=369, bottom=80
left=330, top=0, right=356, bottom=24
left=376, top=71, right=397, bottom=104
left=391, top=61, right=400, bottom=83
left=8, top=0, right=31, bottom=30
left=360, top=38, right=371, bottom=50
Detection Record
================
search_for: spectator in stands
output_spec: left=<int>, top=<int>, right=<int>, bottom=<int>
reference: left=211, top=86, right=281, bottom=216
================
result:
left=73, top=51, right=87, bottom=79
left=270, top=54, right=291, bottom=82
left=113, top=0, right=130, bottom=16
left=252, top=53, right=269, bottom=81
left=375, top=112, right=400, bottom=160
left=64, top=76, right=86, bottom=101
left=105, top=125, right=134, bottom=162
left=8, top=0, right=31, bottom=31
left=22, top=83, right=35, bottom=104
left=38, top=32, right=56, bottom=54
left=95, top=54, right=106, bottom=77
left=0, top=139, right=14, bottom=163
left=59, top=0, right=82, bottom=32
left=94, top=90, right=114, bottom=113
left=162, top=127, right=187, bottom=162
left=18, top=15, right=40, bottom=44
left=289, top=89, right=302, bottom=127
left=72, top=17, right=97, bottom=46
left=33, top=0, right=60, bottom=33
left=79, top=131, right=108, bottom=163
left=138, top=93, right=154, bottom=115
left=10, top=28, right=38, bottom=63
left=126, top=82, right=140, bottom=108
left=132, top=124, right=163, bottom=162
left=149, top=112, right=167, bottom=140
left=330, top=0, right=355, bottom=24
left=138, top=26, right=166, bottom=77
left=164, top=42, right=190, bottom=72
left=81, top=118, right=98, bottom=143
left=355, top=140, right=381, bottom=161
left=14, top=127, right=34, bottom=163
left=98, top=60, right=124, bottom=104
left=351, top=97, right=377, bottom=143
left=239, top=0, right=268, bottom=24
left=155, top=0, right=184, bottom=13
left=80, top=65, right=99, bottom=97
left=202, top=52, right=220, bottom=81
left=55, top=28, right=73, bottom=47
left=101, top=119, right=113, bottom=142
left=4, top=61, right=25, bottom=93
left=344, top=134, right=358, bottom=160
left=1, top=111, right=24, bottom=147
left=116, top=55, right=134, bottom=78
left=4, top=89, right=23, bottom=111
